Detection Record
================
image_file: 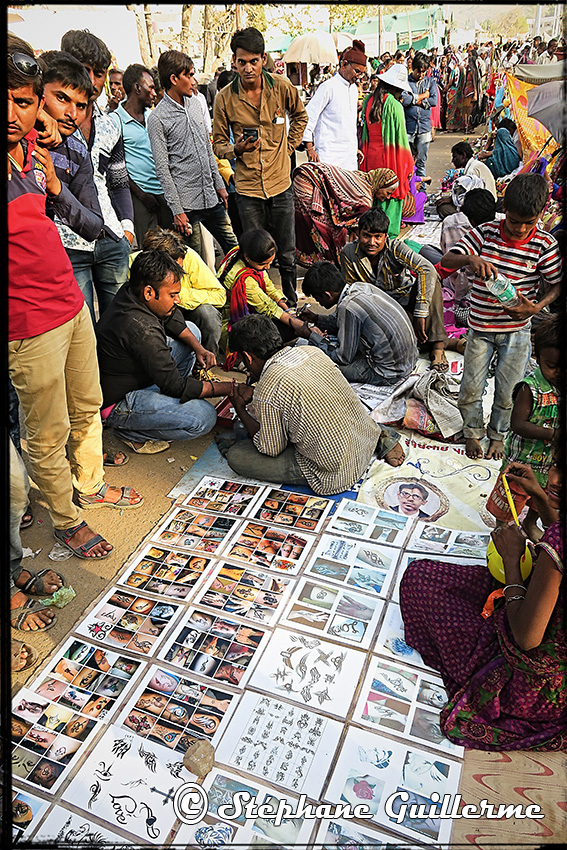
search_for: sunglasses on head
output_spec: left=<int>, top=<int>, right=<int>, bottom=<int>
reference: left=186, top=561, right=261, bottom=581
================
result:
left=10, top=52, right=41, bottom=77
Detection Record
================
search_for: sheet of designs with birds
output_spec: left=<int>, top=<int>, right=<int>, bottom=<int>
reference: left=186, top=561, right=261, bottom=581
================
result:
left=304, top=532, right=401, bottom=599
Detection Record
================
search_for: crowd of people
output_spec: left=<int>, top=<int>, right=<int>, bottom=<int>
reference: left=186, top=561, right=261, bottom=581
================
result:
left=8, top=23, right=565, bottom=753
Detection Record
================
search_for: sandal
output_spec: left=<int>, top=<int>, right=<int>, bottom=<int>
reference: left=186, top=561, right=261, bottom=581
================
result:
left=54, top=520, right=112, bottom=560
left=20, top=506, right=33, bottom=530
left=12, top=639, right=39, bottom=672
left=77, top=482, right=144, bottom=510
left=15, top=567, right=67, bottom=597
left=429, top=352, right=449, bottom=373
left=103, top=450, right=129, bottom=467
left=11, top=597, right=57, bottom=632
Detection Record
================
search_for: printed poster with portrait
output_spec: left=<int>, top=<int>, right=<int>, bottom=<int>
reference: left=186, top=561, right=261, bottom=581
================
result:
left=117, top=542, right=215, bottom=601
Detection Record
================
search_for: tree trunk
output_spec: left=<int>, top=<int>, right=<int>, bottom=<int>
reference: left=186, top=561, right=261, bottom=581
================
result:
left=180, top=4, right=194, bottom=55
left=144, top=4, right=157, bottom=63
left=126, top=4, right=151, bottom=66
left=202, top=5, right=215, bottom=73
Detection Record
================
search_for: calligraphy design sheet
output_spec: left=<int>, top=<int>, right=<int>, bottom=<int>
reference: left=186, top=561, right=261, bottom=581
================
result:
left=215, top=692, right=343, bottom=799
left=280, top=578, right=384, bottom=649
left=192, top=561, right=295, bottom=625
left=183, top=476, right=265, bottom=516
left=406, top=524, right=491, bottom=559
left=151, top=506, right=240, bottom=555
left=304, top=533, right=400, bottom=598
left=354, top=657, right=465, bottom=757
left=325, top=726, right=461, bottom=844
left=116, top=665, right=238, bottom=751
left=314, top=817, right=403, bottom=849
left=11, top=788, right=49, bottom=844
left=248, top=629, right=365, bottom=716
left=250, top=488, right=333, bottom=533
left=222, top=520, right=315, bottom=574
left=118, top=542, right=214, bottom=600
left=373, top=603, right=434, bottom=672
left=74, top=587, right=182, bottom=657
left=30, top=806, right=133, bottom=845
left=158, top=607, right=267, bottom=687
left=328, top=499, right=413, bottom=547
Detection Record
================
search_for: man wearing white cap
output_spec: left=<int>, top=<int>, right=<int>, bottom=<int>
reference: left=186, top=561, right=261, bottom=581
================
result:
left=302, top=40, right=367, bottom=171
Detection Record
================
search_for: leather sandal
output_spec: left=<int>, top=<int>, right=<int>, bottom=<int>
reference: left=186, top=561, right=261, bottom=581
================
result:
left=54, top=520, right=112, bottom=560
left=14, top=567, right=67, bottom=597
left=77, top=482, right=144, bottom=510
left=12, top=639, right=39, bottom=672
left=11, top=597, right=57, bottom=632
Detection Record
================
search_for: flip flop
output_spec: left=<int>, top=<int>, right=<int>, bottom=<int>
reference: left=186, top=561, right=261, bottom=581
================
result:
left=11, top=598, right=57, bottom=632
left=103, top=450, right=129, bottom=467
left=15, top=567, right=67, bottom=597
left=54, top=520, right=112, bottom=560
left=77, top=482, right=144, bottom=510
left=12, top=639, right=39, bottom=672
left=20, top=506, right=33, bottom=529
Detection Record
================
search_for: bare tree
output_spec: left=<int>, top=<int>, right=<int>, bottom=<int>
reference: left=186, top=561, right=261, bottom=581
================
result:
left=202, top=4, right=238, bottom=74
left=180, top=4, right=194, bottom=55
left=126, top=4, right=152, bottom=65
left=144, top=4, right=157, bottom=63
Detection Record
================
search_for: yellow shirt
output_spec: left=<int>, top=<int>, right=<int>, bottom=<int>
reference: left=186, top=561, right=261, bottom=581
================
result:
left=219, top=258, right=284, bottom=351
left=129, top=248, right=226, bottom=312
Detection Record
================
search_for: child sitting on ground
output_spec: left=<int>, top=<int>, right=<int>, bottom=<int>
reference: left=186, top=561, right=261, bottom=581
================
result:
left=486, top=317, right=560, bottom=539
left=440, top=173, right=562, bottom=460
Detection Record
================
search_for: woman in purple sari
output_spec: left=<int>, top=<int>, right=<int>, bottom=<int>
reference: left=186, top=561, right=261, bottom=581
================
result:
left=400, top=455, right=565, bottom=751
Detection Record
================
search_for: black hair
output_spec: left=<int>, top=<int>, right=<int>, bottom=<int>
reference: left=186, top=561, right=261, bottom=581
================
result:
left=129, top=249, right=183, bottom=297
left=358, top=208, right=390, bottom=235
left=217, top=69, right=237, bottom=91
left=157, top=50, right=193, bottom=91
left=231, top=27, right=265, bottom=56
left=398, top=482, right=429, bottom=499
left=218, top=229, right=277, bottom=285
left=534, top=316, right=560, bottom=356
left=60, top=29, right=111, bottom=74
left=149, top=66, right=162, bottom=94
left=109, top=68, right=123, bottom=79
left=452, top=141, right=473, bottom=160
left=498, top=117, right=516, bottom=135
left=394, top=50, right=404, bottom=61
left=411, top=53, right=428, bottom=73
left=123, top=63, right=152, bottom=96
left=461, top=188, right=496, bottom=228
left=302, top=262, right=345, bottom=299
left=39, top=50, right=93, bottom=98
left=8, top=33, right=43, bottom=98
left=228, top=315, right=282, bottom=361
left=368, top=79, right=405, bottom=123
left=142, top=227, right=186, bottom=262
left=504, top=173, right=549, bottom=218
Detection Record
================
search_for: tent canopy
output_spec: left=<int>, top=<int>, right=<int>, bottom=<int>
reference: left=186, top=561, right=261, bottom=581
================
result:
left=398, top=34, right=432, bottom=53
left=265, top=33, right=293, bottom=54
left=514, top=61, right=567, bottom=85
left=357, top=5, right=443, bottom=39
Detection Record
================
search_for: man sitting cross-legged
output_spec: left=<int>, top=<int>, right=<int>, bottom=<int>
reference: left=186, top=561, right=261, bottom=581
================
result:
left=96, top=250, right=236, bottom=453
left=224, top=314, right=405, bottom=496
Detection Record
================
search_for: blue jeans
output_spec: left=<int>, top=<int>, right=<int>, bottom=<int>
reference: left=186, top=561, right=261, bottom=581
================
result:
left=408, top=131, right=431, bottom=177
left=106, top=323, right=217, bottom=443
left=67, top=235, right=130, bottom=322
left=187, top=202, right=237, bottom=256
left=458, top=327, right=531, bottom=441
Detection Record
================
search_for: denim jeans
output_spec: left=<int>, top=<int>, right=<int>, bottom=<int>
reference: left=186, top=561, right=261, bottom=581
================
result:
left=187, top=203, right=238, bottom=257
left=67, top=235, right=130, bottom=322
left=408, top=131, right=431, bottom=177
left=458, top=326, right=531, bottom=441
left=235, top=187, right=297, bottom=304
left=106, top=322, right=217, bottom=443
left=180, top=304, right=222, bottom=360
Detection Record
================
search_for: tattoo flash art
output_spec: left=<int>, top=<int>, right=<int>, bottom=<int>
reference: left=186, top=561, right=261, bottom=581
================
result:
left=314, top=817, right=401, bottom=849
left=192, top=562, right=295, bottom=625
left=12, top=789, right=49, bottom=844
left=248, top=630, right=365, bottom=716
left=118, top=543, right=214, bottom=600
left=31, top=806, right=133, bottom=845
left=74, top=588, right=182, bottom=656
left=158, top=607, right=267, bottom=688
left=406, top=524, right=492, bottom=559
left=222, top=520, right=315, bottom=574
left=328, top=499, right=413, bottom=547
left=183, top=476, right=265, bottom=516
left=373, top=603, right=434, bottom=672
left=305, top=533, right=400, bottom=598
left=151, top=506, right=239, bottom=555
left=281, top=578, right=384, bottom=649
left=251, top=488, right=333, bottom=533
left=215, top=692, right=343, bottom=798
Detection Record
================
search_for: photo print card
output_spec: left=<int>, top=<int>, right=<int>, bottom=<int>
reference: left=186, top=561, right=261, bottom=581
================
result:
left=192, top=561, right=295, bottom=626
left=183, top=476, right=265, bottom=516
left=116, top=664, right=238, bottom=752
left=151, top=506, right=241, bottom=555
left=118, top=542, right=215, bottom=601
left=280, top=578, right=384, bottom=649
left=74, top=587, right=182, bottom=657
left=406, top=524, right=491, bottom=559
left=222, top=519, right=315, bottom=574
left=305, top=533, right=400, bottom=598
left=250, top=487, right=333, bottom=533
left=158, top=607, right=268, bottom=688
left=30, top=806, right=133, bottom=846
left=354, top=657, right=464, bottom=757
left=248, top=629, right=365, bottom=717
left=391, top=553, right=480, bottom=605
left=215, top=692, right=343, bottom=799
left=11, top=788, right=49, bottom=844
left=373, top=603, right=434, bottom=672
left=325, top=726, right=461, bottom=845
left=314, top=817, right=406, bottom=849
left=328, top=499, right=413, bottom=547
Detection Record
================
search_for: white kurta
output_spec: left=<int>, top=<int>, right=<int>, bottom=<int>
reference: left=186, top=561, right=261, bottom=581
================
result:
left=302, top=73, right=359, bottom=170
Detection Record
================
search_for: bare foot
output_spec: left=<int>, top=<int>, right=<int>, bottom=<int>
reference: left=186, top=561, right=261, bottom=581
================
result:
left=384, top=443, right=405, bottom=467
left=15, top=568, right=62, bottom=595
left=10, top=590, right=55, bottom=631
left=64, top=524, right=113, bottom=557
left=486, top=440, right=504, bottom=460
left=429, top=349, right=449, bottom=372
left=465, top=438, right=484, bottom=459
left=522, top=509, right=543, bottom=542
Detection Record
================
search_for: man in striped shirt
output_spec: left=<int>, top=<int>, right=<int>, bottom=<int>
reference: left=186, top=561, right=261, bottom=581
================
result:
left=440, top=174, right=562, bottom=460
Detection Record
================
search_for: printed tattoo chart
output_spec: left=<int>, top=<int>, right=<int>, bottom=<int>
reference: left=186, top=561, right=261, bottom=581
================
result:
left=250, top=487, right=333, bottom=533
left=158, top=607, right=267, bottom=688
left=215, top=692, right=343, bottom=799
left=116, top=665, right=238, bottom=751
left=280, top=578, right=384, bottom=649
left=314, top=817, right=404, bottom=849
left=31, top=807, right=133, bottom=846
left=183, top=476, right=265, bottom=516
left=222, top=519, right=315, bottom=574
left=305, top=533, right=400, bottom=598
left=74, top=587, right=182, bottom=657
left=12, top=788, right=49, bottom=844
left=192, top=561, right=295, bottom=625
left=325, top=726, right=461, bottom=845
left=248, top=630, right=365, bottom=717
left=118, top=542, right=214, bottom=600
left=328, top=499, right=414, bottom=547
left=373, top=603, right=434, bottom=672
left=354, top=657, right=465, bottom=757
left=151, top=506, right=240, bottom=555
left=406, top=524, right=491, bottom=559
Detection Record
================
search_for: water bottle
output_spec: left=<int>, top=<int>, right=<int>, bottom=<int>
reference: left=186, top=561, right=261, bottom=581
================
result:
left=485, top=273, right=521, bottom=307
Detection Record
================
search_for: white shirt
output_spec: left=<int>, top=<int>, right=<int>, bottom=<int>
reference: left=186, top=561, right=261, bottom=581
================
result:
left=302, top=72, right=359, bottom=170
left=537, top=52, right=558, bottom=64
left=464, top=157, right=497, bottom=200
left=195, top=91, right=212, bottom=134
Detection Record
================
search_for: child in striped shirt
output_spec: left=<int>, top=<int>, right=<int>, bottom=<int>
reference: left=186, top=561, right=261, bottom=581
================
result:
left=440, top=174, right=562, bottom=460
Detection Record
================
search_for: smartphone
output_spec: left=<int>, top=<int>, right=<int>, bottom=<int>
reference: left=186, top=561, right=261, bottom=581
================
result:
left=242, top=127, right=259, bottom=142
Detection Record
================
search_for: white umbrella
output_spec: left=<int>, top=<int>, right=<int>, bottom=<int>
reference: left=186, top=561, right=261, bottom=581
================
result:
left=527, top=80, right=566, bottom=141
left=283, top=31, right=338, bottom=65
left=332, top=32, right=354, bottom=52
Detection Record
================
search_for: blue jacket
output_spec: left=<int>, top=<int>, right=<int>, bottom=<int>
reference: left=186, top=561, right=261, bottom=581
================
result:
left=401, top=74, right=438, bottom=136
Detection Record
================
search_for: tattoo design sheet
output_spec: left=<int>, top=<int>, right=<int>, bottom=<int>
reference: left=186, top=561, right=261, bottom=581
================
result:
left=305, top=533, right=400, bottom=598
left=192, top=561, right=295, bottom=626
left=222, top=519, right=315, bottom=574
left=11, top=788, right=49, bottom=844
left=373, top=603, right=434, bottom=672
left=158, top=607, right=267, bottom=687
left=314, top=817, right=405, bottom=849
left=328, top=499, right=413, bottom=547
left=215, top=692, right=343, bottom=799
left=248, top=629, right=365, bottom=716
left=406, top=524, right=491, bottom=559
left=325, top=726, right=461, bottom=845
left=74, top=587, right=182, bottom=657
left=183, top=476, right=265, bottom=516
left=116, top=664, right=238, bottom=751
left=151, top=506, right=240, bottom=555
left=354, top=657, right=465, bottom=757
left=30, top=806, right=133, bottom=845
left=118, top=542, right=214, bottom=601
left=250, top=487, right=333, bottom=533
left=280, top=578, right=384, bottom=649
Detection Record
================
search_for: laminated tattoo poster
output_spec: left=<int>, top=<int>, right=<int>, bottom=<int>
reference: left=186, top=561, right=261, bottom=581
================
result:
left=151, top=506, right=240, bottom=555
left=74, top=587, right=183, bottom=657
left=158, top=607, right=268, bottom=688
left=325, top=726, right=461, bottom=844
left=248, top=629, right=365, bottom=717
left=222, top=519, right=315, bottom=574
left=115, top=664, right=238, bottom=750
left=30, top=806, right=133, bottom=846
left=118, top=542, right=215, bottom=601
left=406, top=524, right=491, bottom=559
left=373, top=602, right=434, bottom=672
left=11, top=788, right=49, bottom=844
left=192, top=561, right=295, bottom=626
left=304, top=533, right=400, bottom=598
left=183, top=476, right=265, bottom=516
left=215, top=692, right=343, bottom=799
left=250, top=487, right=333, bottom=533
left=328, top=499, right=413, bottom=547
left=314, top=817, right=404, bottom=849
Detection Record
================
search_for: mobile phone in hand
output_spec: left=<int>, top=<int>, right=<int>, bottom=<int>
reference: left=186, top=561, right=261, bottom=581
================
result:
left=242, top=127, right=259, bottom=142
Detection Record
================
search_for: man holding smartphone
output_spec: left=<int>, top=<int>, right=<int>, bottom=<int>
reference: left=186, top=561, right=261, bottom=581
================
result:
left=213, top=27, right=308, bottom=306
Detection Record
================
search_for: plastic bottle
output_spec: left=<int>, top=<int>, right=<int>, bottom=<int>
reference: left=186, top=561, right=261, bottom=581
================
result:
left=485, top=273, right=521, bottom=307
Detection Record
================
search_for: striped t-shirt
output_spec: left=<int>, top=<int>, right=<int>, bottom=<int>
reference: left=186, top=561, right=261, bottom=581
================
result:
left=450, top=220, right=562, bottom=332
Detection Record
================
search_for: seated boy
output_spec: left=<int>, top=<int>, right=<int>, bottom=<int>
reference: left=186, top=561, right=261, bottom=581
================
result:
left=301, top=261, right=418, bottom=386
left=441, top=173, right=562, bottom=460
left=340, top=209, right=448, bottom=371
